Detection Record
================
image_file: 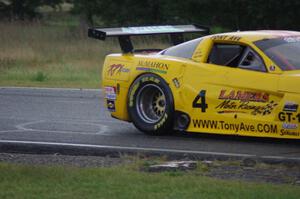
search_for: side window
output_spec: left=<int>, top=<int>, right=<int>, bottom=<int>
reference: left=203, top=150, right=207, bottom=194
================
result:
left=208, top=44, right=245, bottom=67
left=238, top=48, right=266, bottom=72
left=207, top=43, right=266, bottom=72
left=162, top=38, right=202, bottom=59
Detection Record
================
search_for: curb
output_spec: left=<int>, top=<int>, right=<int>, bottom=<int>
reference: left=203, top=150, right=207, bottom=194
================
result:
left=0, top=140, right=299, bottom=165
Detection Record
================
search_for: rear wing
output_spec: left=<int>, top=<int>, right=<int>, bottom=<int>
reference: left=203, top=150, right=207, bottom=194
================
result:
left=88, top=24, right=209, bottom=53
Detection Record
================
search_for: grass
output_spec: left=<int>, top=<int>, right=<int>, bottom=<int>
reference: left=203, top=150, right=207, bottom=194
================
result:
left=0, top=162, right=299, bottom=199
left=0, top=20, right=108, bottom=88
left=0, top=13, right=169, bottom=88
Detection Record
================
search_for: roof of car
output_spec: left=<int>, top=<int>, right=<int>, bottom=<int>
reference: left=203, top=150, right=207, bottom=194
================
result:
left=210, top=30, right=300, bottom=42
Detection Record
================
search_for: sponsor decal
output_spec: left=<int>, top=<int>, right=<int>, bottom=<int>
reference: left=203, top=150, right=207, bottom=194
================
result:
left=107, top=64, right=129, bottom=76
left=278, top=112, right=300, bottom=123
left=192, top=119, right=300, bottom=137
left=216, top=90, right=276, bottom=115
left=282, top=123, right=298, bottom=130
left=192, top=119, right=278, bottom=134
left=104, top=86, right=116, bottom=100
left=216, top=100, right=278, bottom=115
left=172, top=78, right=180, bottom=88
left=211, top=35, right=241, bottom=42
left=283, top=101, right=298, bottom=112
left=280, top=129, right=300, bottom=136
left=269, top=65, right=276, bottom=71
left=217, top=110, right=246, bottom=114
left=107, top=100, right=116, bottom=112
left=138, top=61, right=168, bottom=70
left=193, top=50, right=203, bottom=59
left=219, top=90, right=269, bottom=102
left=136, top=60, right=169, bottom=74
left=136, top=67, right=167, bottom=74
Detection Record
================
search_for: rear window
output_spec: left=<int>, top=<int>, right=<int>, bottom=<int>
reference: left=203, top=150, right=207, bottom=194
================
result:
left=162, top=38, right=202, bottom=59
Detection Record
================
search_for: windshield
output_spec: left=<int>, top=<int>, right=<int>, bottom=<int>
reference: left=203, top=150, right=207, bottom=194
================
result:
left=255, top=37, right=300, bottom=71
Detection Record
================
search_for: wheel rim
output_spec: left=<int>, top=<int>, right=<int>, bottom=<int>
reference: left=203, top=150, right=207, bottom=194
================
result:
left=136, top=84, right=166, bottom=124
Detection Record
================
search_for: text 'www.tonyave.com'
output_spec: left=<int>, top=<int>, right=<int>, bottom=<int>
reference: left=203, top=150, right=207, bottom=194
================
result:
left=192, top=119, right=278, bottom=134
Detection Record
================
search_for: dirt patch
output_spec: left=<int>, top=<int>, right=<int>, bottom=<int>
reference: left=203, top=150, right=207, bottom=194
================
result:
left=0, top=153, right=299, bottom=185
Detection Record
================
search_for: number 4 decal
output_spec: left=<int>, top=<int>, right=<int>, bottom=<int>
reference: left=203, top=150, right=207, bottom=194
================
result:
left=193, top=90, right=208, bottom=112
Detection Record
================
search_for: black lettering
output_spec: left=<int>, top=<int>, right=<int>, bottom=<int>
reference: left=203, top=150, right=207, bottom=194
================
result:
left=263, top=124, right=270, bottom=132
left=192, top=119, right=218, bottom=129
left=278, top=112, right=286, bottom=121
left=286, top=112, right=293, bottom=122
left=228, top=36, right=241, bottom=41
left=257, top=124, right=263, bottom=132
left=269, top=124, right=278, bottom=134
left=193, top=90, right=208, bottom=112
left=216, top=100, right=237, bottom=109
left=240, top=122, right=246, bottom=131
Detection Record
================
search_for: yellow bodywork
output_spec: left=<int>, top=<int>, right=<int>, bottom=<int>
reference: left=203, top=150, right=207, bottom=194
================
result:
left=102, top=31, right=300, bottom=139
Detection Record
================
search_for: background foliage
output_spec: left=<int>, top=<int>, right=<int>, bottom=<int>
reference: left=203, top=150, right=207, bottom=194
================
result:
left=71, top=0, right=300, bottom=30
left=2, top=0, right=300, bottom=30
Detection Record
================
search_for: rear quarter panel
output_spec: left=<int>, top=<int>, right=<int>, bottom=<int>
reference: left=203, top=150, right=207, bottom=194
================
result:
left=102, top=53, right=188, bottom=121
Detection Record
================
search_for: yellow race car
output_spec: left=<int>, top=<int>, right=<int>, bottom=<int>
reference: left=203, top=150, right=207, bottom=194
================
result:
left=88, top=25, right=300, bottom=139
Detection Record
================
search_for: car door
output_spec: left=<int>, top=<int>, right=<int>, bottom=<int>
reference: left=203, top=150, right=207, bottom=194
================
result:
left=205, top=42, right=282, bottom=123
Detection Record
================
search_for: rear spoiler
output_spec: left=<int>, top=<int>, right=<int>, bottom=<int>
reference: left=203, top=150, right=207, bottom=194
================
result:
left=88, top=24, right=209, bottom=53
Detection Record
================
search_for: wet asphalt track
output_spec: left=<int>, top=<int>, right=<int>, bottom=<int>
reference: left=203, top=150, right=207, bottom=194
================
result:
left=0, top=87, right=299, bottom=161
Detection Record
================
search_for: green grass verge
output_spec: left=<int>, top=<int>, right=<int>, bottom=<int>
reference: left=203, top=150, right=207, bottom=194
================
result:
left=0, top=15, right=169, bottom=89
left=0, top=163, right=299, bottom=199
left=0, top=19, right=108, bottom=89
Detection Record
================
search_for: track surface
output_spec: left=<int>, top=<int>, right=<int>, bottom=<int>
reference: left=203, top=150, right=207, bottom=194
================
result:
left=0, top=87, right=299, bottom=160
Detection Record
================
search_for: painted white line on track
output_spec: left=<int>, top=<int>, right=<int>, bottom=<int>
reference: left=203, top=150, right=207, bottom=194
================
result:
left=13, top=120, right=111, bottom=135
left=0, top=129, right=113, bottom=136
left=0, top=140, right=299, bottom=161
left=0, top=116, right=125, bottom=124
left=0, top=130, right=25, bottom=133
left=16, top=120, right=45, bottom=131
left=56, top=100, right=95, bottom=104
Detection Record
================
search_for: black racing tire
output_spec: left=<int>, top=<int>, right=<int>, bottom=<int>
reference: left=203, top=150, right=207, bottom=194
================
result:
left=127, top=73, right=174, bottom=135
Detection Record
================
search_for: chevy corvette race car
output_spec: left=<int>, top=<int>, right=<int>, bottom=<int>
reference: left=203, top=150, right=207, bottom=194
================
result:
left=88, top=24, right=300, bottom=139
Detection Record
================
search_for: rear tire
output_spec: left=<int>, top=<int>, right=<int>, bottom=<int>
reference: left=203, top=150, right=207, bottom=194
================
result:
left=127, top=74, right=174, bottom=135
